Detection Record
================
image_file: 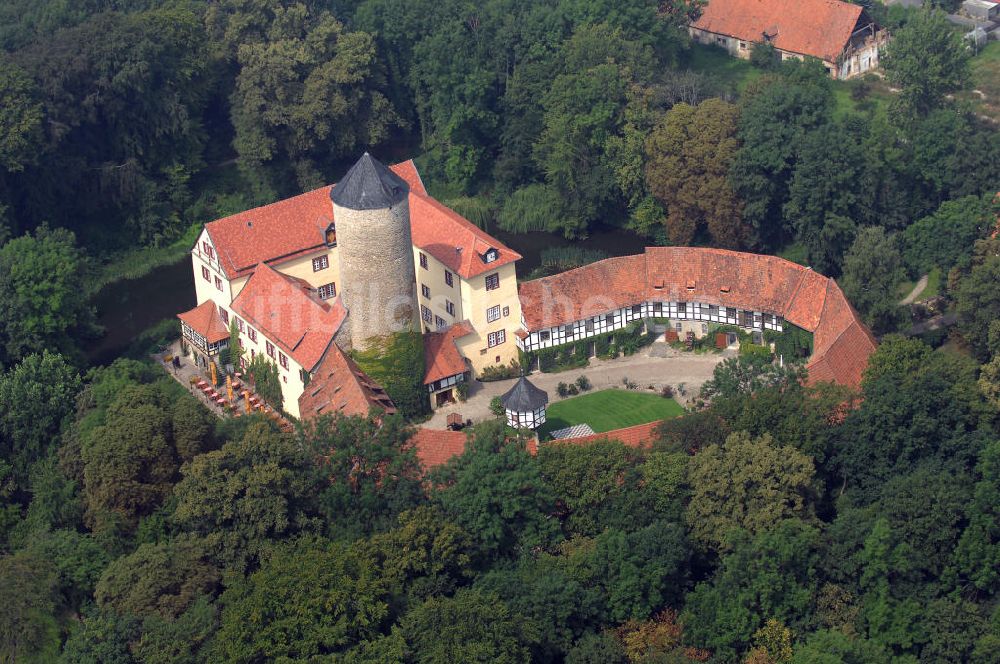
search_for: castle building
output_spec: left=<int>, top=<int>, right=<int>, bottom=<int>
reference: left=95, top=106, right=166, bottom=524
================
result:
left=178, top=153, right=876, bottom=420
left=178, top=154, right=522, bottom=418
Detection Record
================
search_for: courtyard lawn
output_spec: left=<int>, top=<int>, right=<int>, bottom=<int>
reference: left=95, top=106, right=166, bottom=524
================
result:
left=537, top=388, right=684, bottom=440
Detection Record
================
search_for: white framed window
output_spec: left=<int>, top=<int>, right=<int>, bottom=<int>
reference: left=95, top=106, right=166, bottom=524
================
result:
left=235, top=317, right=244, bottom=333
left=214, top=276, right=223, bottom=291
left=218, top=306, right=229, bottom=325
left=279, top=352, right=289, bottom=370
left=318, top=282, right=336, bottom=300
left=421, top=305, right=432, bottom=323
left=266, top=340, right=275, bottom=359
left=419, top=252, right=428, bottom=269
left=485, top=273, right=499, bottom=291
left=421, top=284, right=430, bottom=298
left=487, top=329, right=506, bottom=347
left=248, top=327, right=258, bottom=342
left=503, top=306, right=510, bottom=317
left=312, top=255, right=329, bottom=272
left=486, top=305, right=501, bottom=322
left=446, top=300, right=455, bottom=316
left=201, top=266, right=210, bottom=281
left=202, top=242, right=214, bottom=259
left=435, top=315, right=447, bottom=330
left=445, top=270, right=454, bottom=287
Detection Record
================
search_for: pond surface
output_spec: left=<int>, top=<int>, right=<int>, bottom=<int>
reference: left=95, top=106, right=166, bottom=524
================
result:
left=83, top=226, right=650, bottom=365
left=492, top=226, right=649, bottom=275
left=85, top=258, right=195, bottom=365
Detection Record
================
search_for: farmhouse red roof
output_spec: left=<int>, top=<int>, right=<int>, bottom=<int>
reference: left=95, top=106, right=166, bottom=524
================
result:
left=691, top=0, right=865, bottom=62
left=203, top=160, right=519, bottom=280
left=177, top=300, right=230, bottom=344
left=298, top=344, right=397, bottom=419
left=518, top=247, right=877, bottom=389
left=423, top=321, right=475, bottom=385
left=230, top=263, right=346, bottom=371
left=549, top=420, right=665, bottom=448
left=408, top=428, right=468, bottom=469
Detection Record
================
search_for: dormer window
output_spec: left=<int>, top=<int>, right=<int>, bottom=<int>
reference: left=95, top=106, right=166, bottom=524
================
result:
left=686, top=280, right=696, bottom=290
left=720, top=285, right=730, bottom=293
left=325, top=223, right=337, bottom=247
left=482, top=247, right=499, bottom=264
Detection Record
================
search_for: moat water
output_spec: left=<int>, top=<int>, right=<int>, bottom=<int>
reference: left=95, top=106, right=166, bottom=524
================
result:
left=84, top=227, right=648, bottom=365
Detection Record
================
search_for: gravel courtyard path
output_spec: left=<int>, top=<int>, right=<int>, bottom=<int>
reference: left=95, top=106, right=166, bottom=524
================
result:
left=424, top=343, right=732, bottom=429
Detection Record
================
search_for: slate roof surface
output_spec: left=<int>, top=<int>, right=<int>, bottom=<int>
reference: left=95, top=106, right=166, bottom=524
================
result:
left=518, top=247, right=877, bottom=389
left=229, top=263, right=346, bottom=371
left=501, top=376, right=549, bottom=411
left=203, top=160, right=519, bottom=281
left=691, top=0, right=866, bottom=62
left=177, top=300, right=230, bottom=344
left=330, top=152, right=409, bottom=210
left=423, top=321, right=475, bottom=385
left=298, top=343, right=397, bottom=419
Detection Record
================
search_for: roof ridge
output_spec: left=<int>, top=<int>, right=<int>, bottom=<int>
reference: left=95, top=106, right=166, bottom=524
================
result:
left=412, top=190, right=522, bottom=260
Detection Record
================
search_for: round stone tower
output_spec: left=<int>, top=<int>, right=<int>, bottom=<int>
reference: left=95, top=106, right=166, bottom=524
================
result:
left=331, top=152, right=417, bottom=350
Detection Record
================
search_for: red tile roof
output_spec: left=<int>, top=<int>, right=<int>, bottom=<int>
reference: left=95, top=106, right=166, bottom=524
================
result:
left=298, top=343, right=397, bottom=419
left=177, top=300, right=230, bottom=344
left=548, top=420, right=665, bottom=448
left=408, top=427, right=468, bottom=469
left=230, top=263, right=346, bottom=371
left=423, top=321, right=475, bottom=385
left=203, top=160, right=519, bottom=281
left=518, top=247, right=877, bottom=389
left=408, top=193, right=521, bottom=279
left=691, top=0, right=866, bottom=63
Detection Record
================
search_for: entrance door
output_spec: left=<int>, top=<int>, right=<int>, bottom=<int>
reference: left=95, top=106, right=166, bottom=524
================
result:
left=436, top=389, right=454, bottom=408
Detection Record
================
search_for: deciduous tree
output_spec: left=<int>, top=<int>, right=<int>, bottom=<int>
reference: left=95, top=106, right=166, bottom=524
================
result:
left=685, top=431, right=817, bottom=552
left=645, top=98, right=746, bottom=247
left=839, top=226, right=906, bottom=334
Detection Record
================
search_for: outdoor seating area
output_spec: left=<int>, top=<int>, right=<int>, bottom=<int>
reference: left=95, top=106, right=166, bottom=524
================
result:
left=162, top=340, right=294, bottom=432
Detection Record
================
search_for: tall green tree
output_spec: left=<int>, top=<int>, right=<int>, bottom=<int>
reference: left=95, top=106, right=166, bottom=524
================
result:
left=839, top=226, right=905, bottom=334
left=729, top=62, right=833, bottom=248
left=0, top=351, right=80, bottom=494
left=955, top=243, right=1000, bottom=360
left=783, top=120, right=868, bottom=275
left=645, top=98, right=746, bottom=247
left=228, top=2, right=401, bottom=194
left=400, top=588, right=536, bottom=664
left=0, top=226, right=97, bottom=367
left=685, top=431, right=817, bottom=552
left=431, top=420, right=560, bottom=558
left=171, top=422, right=321, bottom=571
left=300, top=413, right=424, bottom=538
left=881, top=7, right=971, bottom=116
left=214, top=537, right=390, bottom=661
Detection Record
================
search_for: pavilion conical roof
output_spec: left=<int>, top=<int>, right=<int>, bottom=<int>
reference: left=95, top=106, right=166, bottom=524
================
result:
left=500, top=375, right=548, bottom=412
left=330, top=152, right=409, bottom=210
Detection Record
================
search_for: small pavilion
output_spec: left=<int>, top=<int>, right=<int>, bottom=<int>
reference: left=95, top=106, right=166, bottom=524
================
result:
left=500, top=375, right=548, bottom=429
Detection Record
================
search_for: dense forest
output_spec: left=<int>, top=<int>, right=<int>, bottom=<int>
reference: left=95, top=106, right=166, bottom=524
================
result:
left=2, top=0, right=1000, bottom=662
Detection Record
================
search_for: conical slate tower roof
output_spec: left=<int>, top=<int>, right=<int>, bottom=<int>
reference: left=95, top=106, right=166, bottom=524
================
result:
left=500, top=375, right=548, bottom=412
left=330, top=152, right=409, bottom=210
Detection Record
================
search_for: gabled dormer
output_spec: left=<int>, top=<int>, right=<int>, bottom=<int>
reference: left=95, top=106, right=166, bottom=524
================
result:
left=481, top=247, right=499, bottom=264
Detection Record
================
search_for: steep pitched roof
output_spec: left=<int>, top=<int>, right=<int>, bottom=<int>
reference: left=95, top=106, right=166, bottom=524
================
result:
left=423, top=321, right=475, bottom=385
left=202, top=159, right=518, bottom=281
left=501, top=376, right=549, bottom=411
left=518, top=247, right=877, bottom=390
left=408, top=193, right=521, bottom=279
left=298, top=343, right=397, bottom=419
left=691, top=0, right=866, bottom=62
left=177, top=300, right=230, bottom=344
left=330, top=152, right=409, bottom=210
left=229, top=263, right=346, bottom=371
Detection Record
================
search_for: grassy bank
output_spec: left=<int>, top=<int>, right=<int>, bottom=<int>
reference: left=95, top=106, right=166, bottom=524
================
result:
left=85, top=222, right=201, bottom=297
left=538, top=388, right=683, bottom=439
